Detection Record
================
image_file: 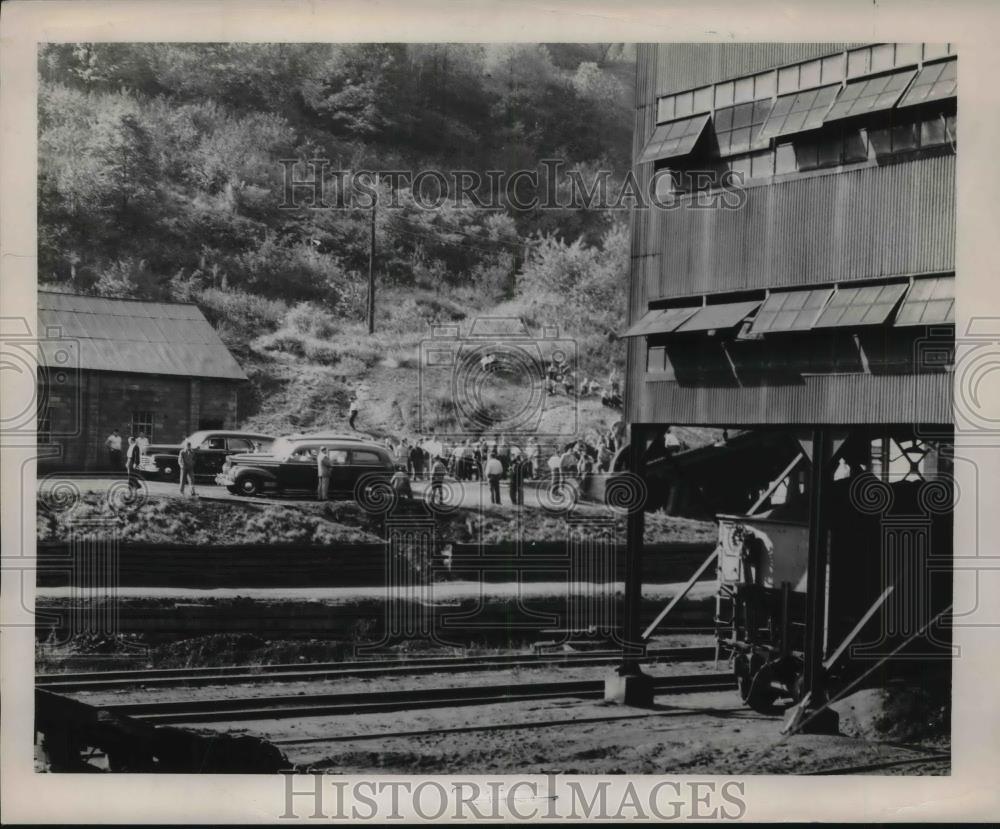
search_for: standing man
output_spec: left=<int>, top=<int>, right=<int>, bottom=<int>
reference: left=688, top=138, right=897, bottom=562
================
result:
left=178, top=440, right=197, bottom=497
left=484, top=452, right=503, bottom=505
left=508, top=454, right=525, bottom=506
left=136, top=432, right=150, bottom=454
left=547, top=449, right=562, bottom=495
left=560, top=444, right=578, bottom=490
left=348, top=396, right=360, bottom=430
left=316, top=446, right=332, bottom=501
left=105, top=429, right=122, bottom=469
left=409, top=439, right=424, bottom=480
left=429, top=455, right=447, bottom=506
left=391, top=465, right=413, bottom=500
left=124, top=436, right=141, bottom=493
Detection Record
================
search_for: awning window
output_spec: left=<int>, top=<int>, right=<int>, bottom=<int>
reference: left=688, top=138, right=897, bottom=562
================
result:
left=621, top=305, right=700, bottom=337
left=675, top=300, right=762, bottom=333
left=824, top=68, right=918, bottom=123
left=758, top=85, right=840, bottom=141
left=896, top=58, right=957, bottom=109
left=637, top=114, right=711, bottom=164
left=813, top=282, right=909, bottom=328
left=893, top=276, right=955, bottom=326
left=713, top=100, right=773, bottom=156
left=748, top=288, right=834, bottom=334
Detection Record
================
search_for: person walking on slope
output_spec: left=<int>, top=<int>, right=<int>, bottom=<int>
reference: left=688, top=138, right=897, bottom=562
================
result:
left=484, top=452, right=503, bottom=505
left=178, top=440, right=197, bottom=497
left=348, top=396, right=360, bottom=430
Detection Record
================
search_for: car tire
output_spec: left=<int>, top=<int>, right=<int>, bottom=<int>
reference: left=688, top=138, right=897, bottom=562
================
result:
left=161, top=464, right=177, bottom=481
left=236, top=476, right=263, bottom=497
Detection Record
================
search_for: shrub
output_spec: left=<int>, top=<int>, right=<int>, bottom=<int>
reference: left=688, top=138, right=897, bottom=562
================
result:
left=303, top=340, right=341, bottom=366
left=257, top=330, right=307, bottom=357
left=286, top=302, right=340, bottom=339
left=196, top=286, right=288, bottom=347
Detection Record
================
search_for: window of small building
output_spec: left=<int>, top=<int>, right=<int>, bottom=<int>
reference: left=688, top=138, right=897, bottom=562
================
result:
left=131, top=411, right=155, bottom=441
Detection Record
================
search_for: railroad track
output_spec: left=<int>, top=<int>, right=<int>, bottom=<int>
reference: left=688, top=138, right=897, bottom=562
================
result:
left=805, top=753, right=951, bottom=775
left=37, top=646, right=716, bottom=692
left=99, top=673, right=738, bottom=725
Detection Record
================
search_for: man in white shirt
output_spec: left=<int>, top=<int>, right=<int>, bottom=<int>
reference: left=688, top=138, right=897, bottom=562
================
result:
left=136, top=432, right=150, bottom=454
left=484, top=452, right=503, bottom=505
left=105, top=430, right=122, bottom=469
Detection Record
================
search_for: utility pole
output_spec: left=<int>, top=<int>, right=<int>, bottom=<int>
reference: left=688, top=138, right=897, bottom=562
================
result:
left=367, top=199, right=376, bottom=335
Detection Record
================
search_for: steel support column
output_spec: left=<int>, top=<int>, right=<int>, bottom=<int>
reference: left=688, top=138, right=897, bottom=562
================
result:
left=605, top=423, right=654, bottom=706
left=804, top=427, right=830, bottom=699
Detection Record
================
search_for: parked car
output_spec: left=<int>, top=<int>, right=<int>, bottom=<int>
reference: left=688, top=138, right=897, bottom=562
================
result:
left=216, top=433, right=394, bottom=499
left=140, top=431, right=275, bottom=480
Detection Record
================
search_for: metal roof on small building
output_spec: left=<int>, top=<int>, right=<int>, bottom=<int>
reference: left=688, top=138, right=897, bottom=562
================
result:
left=37, top=291, right=247, bottom=380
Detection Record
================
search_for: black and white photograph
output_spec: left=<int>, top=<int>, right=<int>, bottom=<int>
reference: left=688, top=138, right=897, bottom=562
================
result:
left=1, top=0, right=998, bottom=823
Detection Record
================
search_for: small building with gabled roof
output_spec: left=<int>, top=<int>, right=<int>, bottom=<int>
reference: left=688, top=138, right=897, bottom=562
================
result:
left=36, top=290, right=247, bottom=470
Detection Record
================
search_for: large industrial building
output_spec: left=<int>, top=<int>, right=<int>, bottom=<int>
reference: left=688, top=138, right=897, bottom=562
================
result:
left=36, top=291, right=247, bottom=470
left=617, top=44, right=956, bottom=719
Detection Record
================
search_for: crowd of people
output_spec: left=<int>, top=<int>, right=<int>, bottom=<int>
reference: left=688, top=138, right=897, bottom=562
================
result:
left=380, top=425, right=624, bottom=507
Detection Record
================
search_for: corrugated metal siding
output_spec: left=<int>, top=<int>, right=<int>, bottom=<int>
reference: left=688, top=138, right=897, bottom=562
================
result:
left=639, top=373, right=953, bottom=424
left=652, top=43, right=864, bottom=97
left=642, top=155, right=955, bottom=298
left=37, top=291, right=247, bottom=380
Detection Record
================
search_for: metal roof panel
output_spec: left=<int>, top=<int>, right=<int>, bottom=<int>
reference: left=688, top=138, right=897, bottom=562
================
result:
left=824, top=68, right=918, bottom=122
left=621, top=306, right=700, bottom=337
left=897, top=58, right=957, bottom=108
left=676, top=299, right=762, bottom=333
left=749, top=288, right=834, bottom=334
left=638, top=114, right=711, bottom=164
left=814, top=282, right=909, bottom=328
left=893, top=276, right=955, bottom=326
left=36, top=291, right=246, bottom=379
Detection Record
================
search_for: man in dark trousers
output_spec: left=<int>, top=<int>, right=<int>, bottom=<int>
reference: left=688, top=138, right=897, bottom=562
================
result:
left=316, top=446, right=332, bottom=501
left=105, top=429, right=122, bottom=469
left=348, top=396, right=359, bottom=430
left=178, top=439, right=197, bottom=497
left=124, top=435, right=141, bottom=494
left=484, top=451, right=503, bottom=505
left=429, top=455, right=447, bottom=506
left=408, top=440, right=425, bottom=480
left=508, top=454, right=525, bottom=506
